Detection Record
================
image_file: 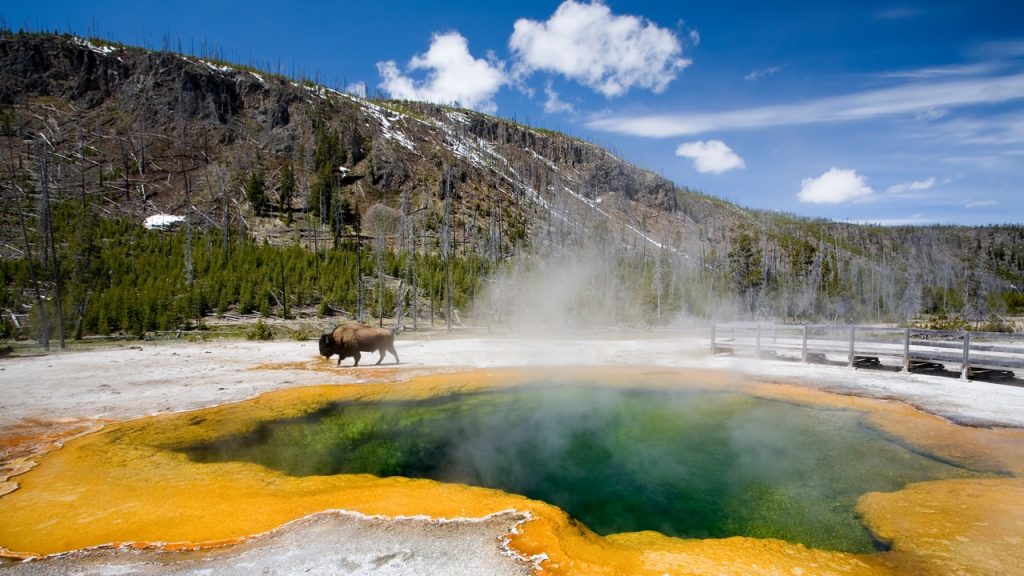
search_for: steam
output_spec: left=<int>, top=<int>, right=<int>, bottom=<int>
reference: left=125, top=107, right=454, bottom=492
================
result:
left=472, top=247, right=618, bottom=332
left=470, top=243, right=748, bottom=334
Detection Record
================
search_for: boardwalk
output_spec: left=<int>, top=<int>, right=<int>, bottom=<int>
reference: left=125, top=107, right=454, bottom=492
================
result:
left=712, top=323, right=1024, bottom=381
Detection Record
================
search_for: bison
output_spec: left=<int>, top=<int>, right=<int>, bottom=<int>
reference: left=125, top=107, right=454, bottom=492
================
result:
left=318, top=323, right=400, bottom=367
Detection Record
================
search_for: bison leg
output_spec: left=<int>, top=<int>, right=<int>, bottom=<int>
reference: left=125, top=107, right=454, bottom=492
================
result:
left=388, top=344, right=400, bottom=364
left=375, top=348, right=385, bottom=365
left=352, top=351, right=361, bottom=367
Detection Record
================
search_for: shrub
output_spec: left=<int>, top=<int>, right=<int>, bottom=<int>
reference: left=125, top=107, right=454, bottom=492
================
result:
left=289, top=324, right=320, bottom=341
left=246, top=318, right=273, bottom=341
left=979, top=314, right=1015, bottom=333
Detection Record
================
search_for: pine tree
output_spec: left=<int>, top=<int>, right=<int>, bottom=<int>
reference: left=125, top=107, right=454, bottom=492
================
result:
left=278, top=161, right=295, bottom=224
left=245, top=162, right=267, bottom=216
left=728, top=228, right=764, bottom=316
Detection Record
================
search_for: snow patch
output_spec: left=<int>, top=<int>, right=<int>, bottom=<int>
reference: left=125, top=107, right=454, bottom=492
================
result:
left=143, top=214, right=186, bottom=230
left=624, top=223, right=664, bottom=249
left=445, top=110, right=472, bottom=125
left=296, top=83, right=347, bottom=101
left=559, top=184, right=683, bottom=255
left=527, top=149, right=559, bottom=172
left=448, top=134, right=495, bottom=168
left=296, top=86, right=421, bottom=153
left=433, top=115, right=502, bottom=172
left=73, top=37, right=118, bottom=56
left=361, top=102, right=418, bottom=153
left=198, top=59, right=234, bottom=74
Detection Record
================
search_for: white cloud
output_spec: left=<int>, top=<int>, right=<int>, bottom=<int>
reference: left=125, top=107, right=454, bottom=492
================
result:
left=345, top=81, right=367, bottom=98
left=886, top=176, right=936, bottom=194
left=376, top=32, right=506, bottom=113
left=970, top=39, right=1024, bottom=60
left=942, top=154, right=1018, bottom=171
left=745, top=65, right=780, bottom=82
left=587, top=73, right=1024, bottom=136
left=848, top=214, right=936, bottom=226
left=509, top=0, right=690, bottom=98
left=688, top=29, right=701, bottom=46
left=933, top=111, right=1024, bottom=145
left=799, top=168, right=874, bottom=204
left=675, top=140, right=745, bottom=174
left=877, top=62, right=998, bottom=80
left=543, top=82, right=574, bottom=114
left=873, top=7, right=921, bottom=20
left=966, top=200, right=998, bottom=208
left=915, top=107, right=948, bottom=121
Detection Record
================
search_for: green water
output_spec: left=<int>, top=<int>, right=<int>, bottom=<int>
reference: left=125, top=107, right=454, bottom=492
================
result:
left=182, top=385, right=982, bottom=552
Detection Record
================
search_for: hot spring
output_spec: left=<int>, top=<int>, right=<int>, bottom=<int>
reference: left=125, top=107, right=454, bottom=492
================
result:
left=3, top=367, right=1022, bottom=576
left=182, top=384, right=981, bottom=553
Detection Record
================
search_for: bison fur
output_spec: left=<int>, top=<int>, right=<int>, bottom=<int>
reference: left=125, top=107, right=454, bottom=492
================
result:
left=318, top=323, right=400, bottom=367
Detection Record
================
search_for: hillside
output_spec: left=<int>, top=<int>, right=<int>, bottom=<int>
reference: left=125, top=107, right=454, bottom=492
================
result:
left=1, top=32, right=1022, bottom=340
left=0, top=33, right=694, bottom=253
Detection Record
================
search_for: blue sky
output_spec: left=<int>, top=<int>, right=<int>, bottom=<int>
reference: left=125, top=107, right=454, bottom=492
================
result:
left=5, top=0, right=1023, bottom=225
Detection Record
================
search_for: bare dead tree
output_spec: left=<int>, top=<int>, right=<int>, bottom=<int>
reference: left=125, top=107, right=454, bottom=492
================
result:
left=133, top=130, right=147, bottom=202
left=70, top=125, right=100, bottom=341
left=39, top=143, right=65, bottom=349
left=183, top=169, right=194, bottom=286
left=397, top=189, right=413, bottom=327
left=365, top=202, right=399, bottom=326
left=17, top=185, right=48, bottom=350
left=655, top=244, right=663, bottom=323
left=353, top=230, right=365, bottom=322
left=215, top=164, right=230, bottom=257
left=441, top=166, right=455, bottom=331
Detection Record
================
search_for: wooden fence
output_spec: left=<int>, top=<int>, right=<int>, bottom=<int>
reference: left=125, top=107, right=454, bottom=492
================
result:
left=711, top=323, right=1024, bottom=381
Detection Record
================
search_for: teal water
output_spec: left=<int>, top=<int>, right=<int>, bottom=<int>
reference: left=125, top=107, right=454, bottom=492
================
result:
left=182, top=385, right=982, bottom=552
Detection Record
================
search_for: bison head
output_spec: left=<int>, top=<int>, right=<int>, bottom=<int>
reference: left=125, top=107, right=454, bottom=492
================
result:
left=318, top=334, right=332, bottom=358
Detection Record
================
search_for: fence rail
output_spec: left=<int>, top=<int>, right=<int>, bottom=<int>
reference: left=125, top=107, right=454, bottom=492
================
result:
left=711, top=323, right=1024, bottom=381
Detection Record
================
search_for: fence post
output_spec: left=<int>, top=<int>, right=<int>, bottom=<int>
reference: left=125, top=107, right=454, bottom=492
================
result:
left=902, top=328, right=910, bottom=373
left=801, top=325, right=808, bottom=363
left=848, top=325, right=856, bottom=368
left=961, top=330, right=971, bottom=381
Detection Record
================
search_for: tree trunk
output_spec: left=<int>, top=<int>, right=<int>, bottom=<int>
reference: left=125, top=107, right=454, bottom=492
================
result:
left=41, top=149, right=65, bottom=349
left=18, top=189, right=48, bottom=350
